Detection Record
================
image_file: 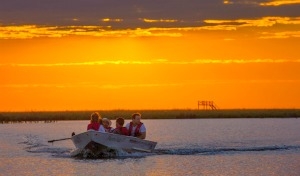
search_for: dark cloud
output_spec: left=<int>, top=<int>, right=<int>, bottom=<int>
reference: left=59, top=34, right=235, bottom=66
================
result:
left=0, top=0, right=299, bottom=28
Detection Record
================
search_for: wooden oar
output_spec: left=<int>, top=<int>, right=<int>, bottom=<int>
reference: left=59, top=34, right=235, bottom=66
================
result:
left=48, top=132, right=76, bottom=143
left=48, top=137, right=71, bottom=143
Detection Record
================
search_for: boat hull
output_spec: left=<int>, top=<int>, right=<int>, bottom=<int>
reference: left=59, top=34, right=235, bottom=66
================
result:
left=71, top=131, right=157, bottom=157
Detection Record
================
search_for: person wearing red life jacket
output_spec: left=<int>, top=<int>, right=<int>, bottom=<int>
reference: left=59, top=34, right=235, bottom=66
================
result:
left=102, top=118, right=114, bottom=133
left=87, top=112, right=105, bottom=132
left=112, top=117, right=129, bottom=136
left=125, top=113, right=146, bottom=139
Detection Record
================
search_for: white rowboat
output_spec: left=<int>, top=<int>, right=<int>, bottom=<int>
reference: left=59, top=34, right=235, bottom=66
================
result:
left=70, top=131, right=157, bottom=157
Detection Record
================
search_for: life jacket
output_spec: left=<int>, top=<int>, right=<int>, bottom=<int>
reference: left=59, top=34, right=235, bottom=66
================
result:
left=104, top=126, right=113, bottom=133
left=114, top=127, right=129, bottom=136
left=128, top=122, right=143, bottom=137
left=87, top=122, right=100, bottom=131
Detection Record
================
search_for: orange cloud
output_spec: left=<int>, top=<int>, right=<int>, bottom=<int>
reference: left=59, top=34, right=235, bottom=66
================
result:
left=0, top=25, right=183, bottom=39
left=223, top=0, right=300, bottom=6
left=260, top=31, right=300, bottom=39
left=204, top=17, right=300, bottom=27
left=203, top=16, right=300, bottom=39
left=101, top=18, right=123, bottom=22
left=223, top=0, right=258, bottom=5
left=142, top=18, right=178, bottom=23
left=260, top=0, right=300, bottom=6
left=1, top=58, right=299, bottom=67
left=1, top=16, right=299, bottom=39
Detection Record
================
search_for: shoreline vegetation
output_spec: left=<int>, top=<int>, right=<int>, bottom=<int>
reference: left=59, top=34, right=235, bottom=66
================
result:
left=1, top=109, right=300, bottom=123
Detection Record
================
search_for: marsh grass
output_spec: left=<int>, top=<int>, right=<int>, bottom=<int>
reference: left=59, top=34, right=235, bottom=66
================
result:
left=1, top=109, right=300, bottom=123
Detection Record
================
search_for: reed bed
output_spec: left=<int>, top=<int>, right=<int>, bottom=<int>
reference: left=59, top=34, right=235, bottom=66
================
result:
left=1, top=109, right=300, bottom=123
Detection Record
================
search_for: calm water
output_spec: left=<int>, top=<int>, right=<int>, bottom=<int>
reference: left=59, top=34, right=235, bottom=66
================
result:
left=1, top=119, right=300, bottom=176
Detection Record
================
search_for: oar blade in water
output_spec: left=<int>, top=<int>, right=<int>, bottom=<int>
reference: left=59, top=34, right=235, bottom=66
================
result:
left=48, top=137, right=71, bottom=143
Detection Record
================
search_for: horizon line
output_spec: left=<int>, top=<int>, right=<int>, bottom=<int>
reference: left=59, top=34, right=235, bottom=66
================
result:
left=1, top=108, right=300, bottom=113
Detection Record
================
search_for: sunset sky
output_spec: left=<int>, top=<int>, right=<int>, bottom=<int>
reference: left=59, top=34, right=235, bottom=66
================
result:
left=1, top=0, right=300, bottom=111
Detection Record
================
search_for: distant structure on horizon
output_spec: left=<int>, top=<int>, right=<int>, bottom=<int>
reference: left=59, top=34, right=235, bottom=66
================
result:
left=198, top=101, right=218, bottom=110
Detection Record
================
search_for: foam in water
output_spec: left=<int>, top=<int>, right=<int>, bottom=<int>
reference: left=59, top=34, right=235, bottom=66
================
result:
left=20, top=134, right=300, bottom=159
left=154, top=145, right=300, bottom=156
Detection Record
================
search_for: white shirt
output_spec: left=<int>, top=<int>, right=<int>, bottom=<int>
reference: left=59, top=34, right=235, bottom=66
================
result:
left=87, top=124, right=106, bottom=132
left=98, top=125, right=106, bottom=133
left=125, top=123, right=146, bottom=136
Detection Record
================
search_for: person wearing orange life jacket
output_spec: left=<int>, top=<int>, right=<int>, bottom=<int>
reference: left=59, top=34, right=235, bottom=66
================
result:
left=87, top=112, right=105, bottom=132
left=125, top=113, right=146, bottom=139
left=112, top=117, right=129, bottom=136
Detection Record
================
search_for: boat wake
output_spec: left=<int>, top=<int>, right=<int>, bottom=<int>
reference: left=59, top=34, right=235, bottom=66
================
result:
left=20, top=134, right=300, bottom=159
left=19, top=134, right=46, bottom=150
left=19, top=134, right=72, bottom=158
left=154, top=145, right=300, bottom=156
left=69, top=144, right=300, bottom=159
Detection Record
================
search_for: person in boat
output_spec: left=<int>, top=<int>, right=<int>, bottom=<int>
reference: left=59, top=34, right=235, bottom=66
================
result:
left=125, top=112, right=146, bottom=139
left=87, top=112, right=105, bottom=132
left=112, top=117, right=129, bottom=135
left=102, top=118, right=114, bottom=133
